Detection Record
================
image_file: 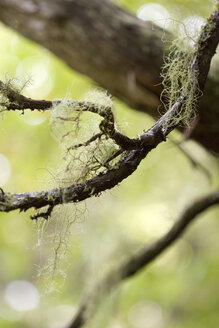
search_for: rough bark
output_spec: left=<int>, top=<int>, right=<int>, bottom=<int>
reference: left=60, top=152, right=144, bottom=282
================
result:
left=0, top=0, right=218, bottom=152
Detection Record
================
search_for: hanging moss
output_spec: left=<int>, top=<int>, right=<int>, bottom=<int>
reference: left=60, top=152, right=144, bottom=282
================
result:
left=161, top=38, right=201, bottom=129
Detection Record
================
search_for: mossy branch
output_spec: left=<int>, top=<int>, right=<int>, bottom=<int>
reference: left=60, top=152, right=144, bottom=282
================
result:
left=0, top=10, right=219, bottom=219
left=0, top=0, right=219, bottom=153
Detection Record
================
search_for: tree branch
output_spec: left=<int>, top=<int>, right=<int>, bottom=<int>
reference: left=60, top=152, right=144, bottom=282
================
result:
left=67, top=189, right=219, bottom=328
left=0, top=0, right=219, bottom=152
left=0, top=9, right=218, bottom=218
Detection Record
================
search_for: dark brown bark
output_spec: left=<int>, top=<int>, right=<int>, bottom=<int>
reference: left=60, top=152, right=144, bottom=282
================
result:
left=0, top=0, right=218, bottom=152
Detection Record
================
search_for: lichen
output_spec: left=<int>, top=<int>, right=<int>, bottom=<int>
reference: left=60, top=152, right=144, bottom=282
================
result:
left=159, top=7, right=216, bottom=131
left=83, top=88, right=113, bottom=109
left=34, top=202, right=87, bottom=294
left=161, top=38, right=200, bottom=129
left=36, top=89, right=120, bottom=292
left=214, top=0, right=219, bottom=11
left=0, top=76, right=31, bottom=119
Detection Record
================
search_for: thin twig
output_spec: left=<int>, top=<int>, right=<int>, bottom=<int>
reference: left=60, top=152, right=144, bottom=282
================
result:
left=67, top=133, right=103, bottom=151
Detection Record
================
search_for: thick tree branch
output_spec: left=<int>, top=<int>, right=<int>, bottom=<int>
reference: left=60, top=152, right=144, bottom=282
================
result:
left=0, top=9, right=218, bottom=217
left=68, top=189, right=219, bottom=328
left=0, top=0, right=218, bottom=152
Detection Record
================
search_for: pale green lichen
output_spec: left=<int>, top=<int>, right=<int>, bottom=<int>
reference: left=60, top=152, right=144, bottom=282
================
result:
left=161, top=38, right=200, bottom=129
left=0, top=76, right=31, bottom=119
left=0, top=76, right=31, bottom=99
left=35, top=202, right=87, bottom=294
left=83, top=88, right=113, bottom=108
left=214, top=0, right=219, bottom=11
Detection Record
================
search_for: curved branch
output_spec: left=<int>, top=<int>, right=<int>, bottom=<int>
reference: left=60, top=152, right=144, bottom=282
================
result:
left=0, top=123, right=165, bottom=214
left=68, top=189, right=219, bottom=328
left=0, top=10, right=218, bottom=217
left=0, top=0, right=218, bottom=152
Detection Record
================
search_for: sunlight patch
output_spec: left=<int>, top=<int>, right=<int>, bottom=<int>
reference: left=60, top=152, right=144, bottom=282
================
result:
left=16, top=55, right=54, bottom=98
left=137, top=3, right=170, bottom=29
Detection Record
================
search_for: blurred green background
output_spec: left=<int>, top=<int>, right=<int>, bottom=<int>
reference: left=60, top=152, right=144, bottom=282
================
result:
left=0, top=0, right=219, bottom=327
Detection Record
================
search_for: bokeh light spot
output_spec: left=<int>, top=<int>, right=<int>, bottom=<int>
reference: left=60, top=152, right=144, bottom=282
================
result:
left=5, top=280, right=40, bottom=312
left=46, top=305, right=76, bottom=328
left=128, top=301, right=164, bottom=328
left=16, top=55, right=54, bottom=98
left=179, top=15, right=206, bottom=47
left=21, top=110, right=48, bottom=125
left=137, top=3, right=170, bottom=29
